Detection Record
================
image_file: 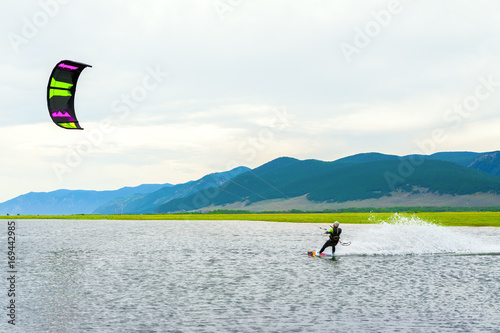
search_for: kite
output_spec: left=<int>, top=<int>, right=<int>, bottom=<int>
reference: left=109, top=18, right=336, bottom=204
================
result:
left=47, top=60, right=92, bottom=130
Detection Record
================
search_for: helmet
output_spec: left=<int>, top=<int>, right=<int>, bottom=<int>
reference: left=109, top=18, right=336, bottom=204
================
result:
left=333, top=221, right=340, bottom=228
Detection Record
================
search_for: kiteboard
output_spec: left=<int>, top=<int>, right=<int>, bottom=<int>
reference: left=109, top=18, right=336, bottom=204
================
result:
left=307, top=251, right=338, bottom=258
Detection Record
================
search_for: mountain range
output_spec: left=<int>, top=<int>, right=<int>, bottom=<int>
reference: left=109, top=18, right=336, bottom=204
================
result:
left=0, top=167, right=249, bottom=215
left=1, top=151, right=499, bottom=215
left=155, top=151, right=500, bottom=213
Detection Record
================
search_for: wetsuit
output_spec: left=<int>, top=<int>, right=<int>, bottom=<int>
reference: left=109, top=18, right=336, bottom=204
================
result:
left=319, top=227, right=342, bottom=255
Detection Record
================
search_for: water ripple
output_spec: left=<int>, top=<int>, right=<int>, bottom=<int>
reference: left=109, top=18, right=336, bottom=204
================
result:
left=4, top=219, right=500, bottom=332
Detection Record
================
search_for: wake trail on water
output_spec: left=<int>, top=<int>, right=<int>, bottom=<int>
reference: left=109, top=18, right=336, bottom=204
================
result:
left=343, top=214, right=500, bottom=256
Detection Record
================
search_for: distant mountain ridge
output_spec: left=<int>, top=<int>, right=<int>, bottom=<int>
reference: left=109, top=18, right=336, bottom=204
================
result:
left=0, top=167, right=249, bottom=215
left=0, top=184, right=171, bottom=215
left=92, top=166, right=250, bottom=214
left=1, top=151, right=499, bottom=215
left=155, top=151, right=500, bottom=213
left=423, top=151, right=500, bottom=177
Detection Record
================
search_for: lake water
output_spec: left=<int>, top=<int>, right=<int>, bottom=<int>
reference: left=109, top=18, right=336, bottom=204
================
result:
left=3, top=215, right=500, bottom=332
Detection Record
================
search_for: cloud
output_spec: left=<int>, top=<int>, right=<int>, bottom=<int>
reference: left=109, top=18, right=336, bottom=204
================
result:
left=1, top=0, right=500, bottom=202
left=428, top=117, right=500, bottom=153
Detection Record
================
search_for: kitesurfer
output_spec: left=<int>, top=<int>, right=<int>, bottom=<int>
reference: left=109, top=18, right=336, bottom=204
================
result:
left=319, top=221, right=342, bottom=255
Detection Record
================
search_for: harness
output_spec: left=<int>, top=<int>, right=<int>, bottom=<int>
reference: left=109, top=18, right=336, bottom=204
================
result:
left=329, top=227, right=342, bottom=242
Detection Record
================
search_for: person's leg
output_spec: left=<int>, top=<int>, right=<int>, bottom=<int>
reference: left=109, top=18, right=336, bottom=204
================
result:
left=331, top=241, right=339, bottom=254
left=319, top=241, right=331, bottom=254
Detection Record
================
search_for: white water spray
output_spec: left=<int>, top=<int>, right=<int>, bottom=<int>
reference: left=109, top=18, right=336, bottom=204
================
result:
left=344, top=214, right=500, bottom=256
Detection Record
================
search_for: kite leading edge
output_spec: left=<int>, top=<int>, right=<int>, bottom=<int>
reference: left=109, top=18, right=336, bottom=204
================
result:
left=47, top=60, right=92, bottom=130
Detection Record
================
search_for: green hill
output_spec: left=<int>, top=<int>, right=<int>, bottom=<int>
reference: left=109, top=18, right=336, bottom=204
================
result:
left=307, top=158, right=500, bottom=201
left=429, top=151, right=483, bottom=166
left=92, top=167, right=249, bottom=214
left=155, top=155, right=500, bottom=213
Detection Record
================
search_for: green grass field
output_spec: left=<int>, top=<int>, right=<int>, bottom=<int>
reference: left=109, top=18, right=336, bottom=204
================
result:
left=1, top=212, right=499, bottom=227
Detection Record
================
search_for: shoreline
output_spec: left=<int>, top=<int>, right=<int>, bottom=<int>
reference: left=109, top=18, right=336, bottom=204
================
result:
left=1, top=212, right=499, bottom=227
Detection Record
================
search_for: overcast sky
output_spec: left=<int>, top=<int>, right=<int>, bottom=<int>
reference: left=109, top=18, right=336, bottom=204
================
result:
left=1, top=0, right=500, bottom=202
